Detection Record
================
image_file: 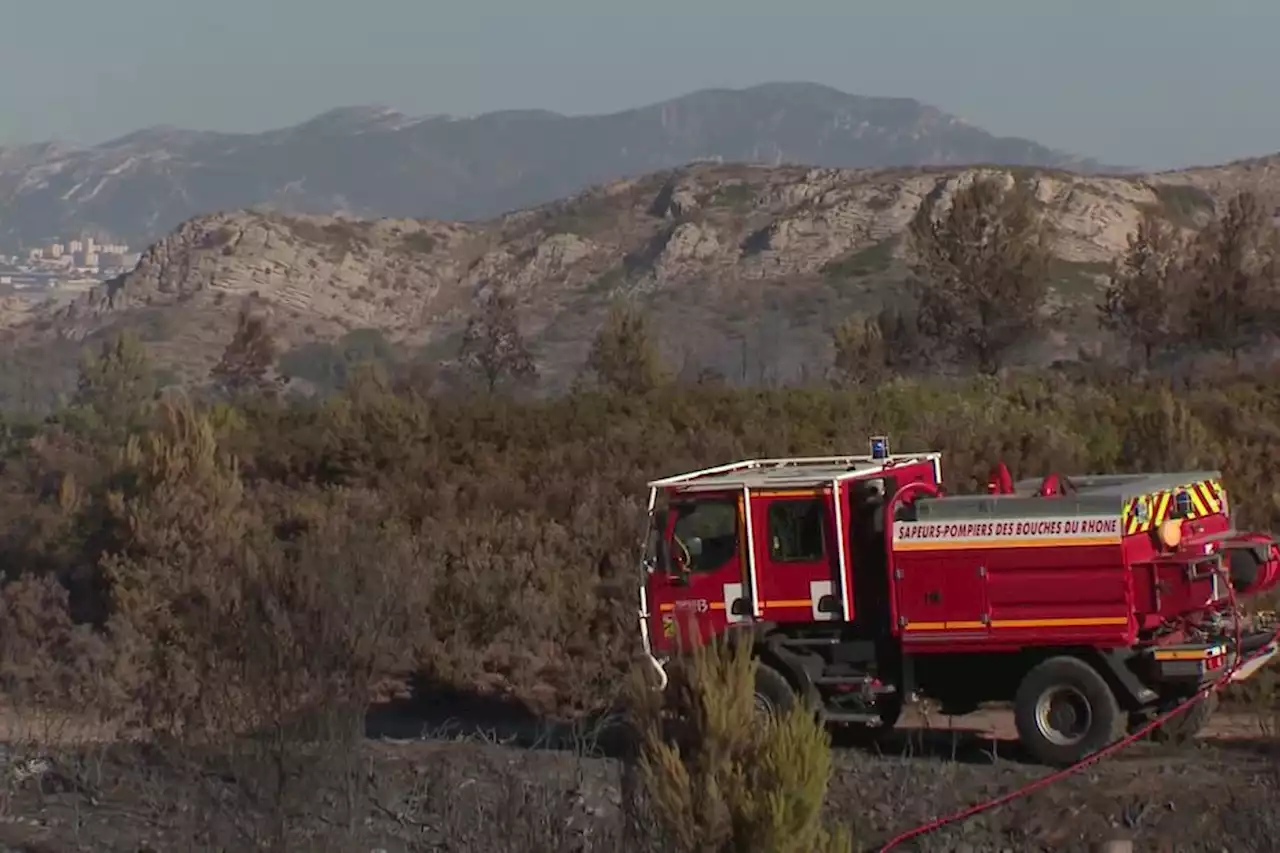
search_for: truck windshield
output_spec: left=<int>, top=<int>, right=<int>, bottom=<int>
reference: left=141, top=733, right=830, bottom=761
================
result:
left=672, top=500, right=739, bottom=573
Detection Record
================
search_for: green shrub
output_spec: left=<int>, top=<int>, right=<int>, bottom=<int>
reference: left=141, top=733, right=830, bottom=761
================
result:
left=631, top=640, right=851, bottom=853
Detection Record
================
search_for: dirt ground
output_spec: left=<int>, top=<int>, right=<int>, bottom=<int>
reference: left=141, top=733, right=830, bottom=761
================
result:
left=0, top=704, right=1275, bottom=853
left=894, top=704, right=1274, bottom=742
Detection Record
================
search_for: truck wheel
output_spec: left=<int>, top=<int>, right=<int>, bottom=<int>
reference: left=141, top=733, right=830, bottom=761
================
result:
left=753, top=662, right=796, bottom=718
left=1013, top=656, right=1125, bottom=767
left=1150, top=692, right=1219, bottom=744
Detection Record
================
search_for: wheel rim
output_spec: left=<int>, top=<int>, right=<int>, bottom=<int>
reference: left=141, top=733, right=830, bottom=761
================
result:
left=1034, top=686, right=1092, bottom=746
left=753, top=691, right=775, bottom=716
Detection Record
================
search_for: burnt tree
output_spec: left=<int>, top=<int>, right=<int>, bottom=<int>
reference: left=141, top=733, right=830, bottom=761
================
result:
left=907, top=175, right=1053, bottom=374
left=830, top=307, right=923, bottom=386
left=584, top=298, right=669, bottom=395
left=458, top=289, right=538, bottom=394
left=211, top=306, right=281, bottom=397
left=1098, top=210, right=1187, bottom=370
left=1182, top=190, right=1280, bottom=360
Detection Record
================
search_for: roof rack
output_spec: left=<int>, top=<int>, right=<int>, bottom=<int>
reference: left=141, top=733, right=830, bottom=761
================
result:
left=648, top=453, right=943, bottom=492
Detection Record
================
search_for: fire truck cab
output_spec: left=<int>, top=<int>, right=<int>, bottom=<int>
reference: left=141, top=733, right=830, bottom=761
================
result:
left=638, top=438, right=1280, bottom=767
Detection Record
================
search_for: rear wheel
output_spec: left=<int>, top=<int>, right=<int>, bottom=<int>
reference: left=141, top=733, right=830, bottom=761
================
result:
left=1149, top=692, right=1218, bottom=744
left=1014, top=656, right=1125, bottom=767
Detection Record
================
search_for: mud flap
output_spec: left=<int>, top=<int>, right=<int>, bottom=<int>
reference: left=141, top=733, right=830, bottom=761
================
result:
left=1096, top=649, right=1158, bottom=707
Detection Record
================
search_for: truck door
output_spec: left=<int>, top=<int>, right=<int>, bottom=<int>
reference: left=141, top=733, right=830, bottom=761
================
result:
left=751, top=490, right=840, bottom=623
left=650, top=495, right=746, bottom=648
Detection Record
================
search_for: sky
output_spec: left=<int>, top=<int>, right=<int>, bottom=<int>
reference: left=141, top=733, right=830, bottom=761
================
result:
left=0, top=0, right=1276, bottom=171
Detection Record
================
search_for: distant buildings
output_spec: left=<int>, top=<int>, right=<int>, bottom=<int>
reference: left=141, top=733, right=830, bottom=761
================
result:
left=4, top=234, right=140, bottom=294
left=24, top=237, right=137, bottom=269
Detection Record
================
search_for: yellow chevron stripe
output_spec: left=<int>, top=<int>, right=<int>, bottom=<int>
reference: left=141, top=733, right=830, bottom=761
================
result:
left=1124, top=495, right=1147, bottom=533
left=1190, top=479, right=1218, bottom=515
left=1125, top=510, right=1141, bottom=535
left=1201, top=481, right=1222, bottom=513
left=1152, top=491, right=1171, bottom=526
left=1122, top=478, right=1228, bottom=537
left=1038, top=479, right=1228, bottom=540
left=1186, top=485, right=1208, bottom=516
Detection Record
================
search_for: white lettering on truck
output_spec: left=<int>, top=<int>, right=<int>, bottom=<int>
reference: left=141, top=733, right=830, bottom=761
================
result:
left=893, top=515, right=1120, bottom=550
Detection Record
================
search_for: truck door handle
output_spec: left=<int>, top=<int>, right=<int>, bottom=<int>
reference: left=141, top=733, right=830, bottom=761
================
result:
left=926, top=590, right=941, bottom=604
left=731, top=598, right=749, bottom=616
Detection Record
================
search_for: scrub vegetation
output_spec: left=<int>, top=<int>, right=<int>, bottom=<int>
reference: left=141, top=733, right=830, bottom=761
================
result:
left=0, top=179, right=1279, bottom=851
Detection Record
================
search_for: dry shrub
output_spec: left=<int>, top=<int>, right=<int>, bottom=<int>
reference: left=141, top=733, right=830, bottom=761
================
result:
left=83, top=399, right=424, bottom=737
left=0, top=574, right=126, bottom=831
left=49, top=398, right=437, bottom=850
left=10, top=364, right=1280, bottom=732
left=0, top=574, right=116, bottom=715
left=629, top=640, right=851, bottom=853
left=7, top=352, right=1280, bottom=849
left=417, top=504, right=641, bottom=717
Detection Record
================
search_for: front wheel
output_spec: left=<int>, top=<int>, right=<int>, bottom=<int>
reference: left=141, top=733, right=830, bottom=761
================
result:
left=752, top=662, right=796, bottom=719
left=875, top=693, right=903, bottom=729
left=1013, top=656, right=1125, bottom=767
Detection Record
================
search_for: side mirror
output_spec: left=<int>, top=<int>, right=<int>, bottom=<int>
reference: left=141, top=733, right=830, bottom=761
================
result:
left=685, top=536, right=703, bottom=558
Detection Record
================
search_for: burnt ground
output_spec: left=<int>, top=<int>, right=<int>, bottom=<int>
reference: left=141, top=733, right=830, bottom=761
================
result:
left=0, top=706, right=1276, bottom=853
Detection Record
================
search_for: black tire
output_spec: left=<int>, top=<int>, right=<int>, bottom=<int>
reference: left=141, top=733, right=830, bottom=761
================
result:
left=1013, top=656, right=1125, bottom=767
left=753, top=662, right=796, bottom=718
left=1149, top=692, right=1218, bottom=744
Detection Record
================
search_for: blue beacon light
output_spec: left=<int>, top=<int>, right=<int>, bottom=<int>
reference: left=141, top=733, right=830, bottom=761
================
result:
left=870, top=436, right=889, bottom=460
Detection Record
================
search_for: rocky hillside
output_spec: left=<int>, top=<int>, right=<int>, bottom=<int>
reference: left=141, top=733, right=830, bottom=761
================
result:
left=0, top=82, right=1110, bottom=250
left=6, top=155, right=1277, bottom=404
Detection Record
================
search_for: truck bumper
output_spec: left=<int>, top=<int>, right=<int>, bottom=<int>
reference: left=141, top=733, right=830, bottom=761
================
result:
left=1229, top=637, right=1278, bottom=683
left=1147, top=629, right=1279, bottom=686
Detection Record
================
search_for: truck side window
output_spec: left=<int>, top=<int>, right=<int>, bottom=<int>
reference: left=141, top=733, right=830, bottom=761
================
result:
left=672, top=501, right=738, bottom=573
left=768, top=499, right=825, bottom=562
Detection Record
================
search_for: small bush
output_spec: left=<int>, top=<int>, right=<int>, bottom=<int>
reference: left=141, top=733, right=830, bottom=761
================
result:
left=629, top=640, right=851, bottom=853
left=1152, top=183, right=1216, bottom=226
left=400, top=231, right=438, bottom=254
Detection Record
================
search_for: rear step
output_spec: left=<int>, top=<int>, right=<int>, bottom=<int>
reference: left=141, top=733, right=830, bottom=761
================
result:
left=813, top=675, right=897, bottom=694
left=822, top=710, right=882, bottom=724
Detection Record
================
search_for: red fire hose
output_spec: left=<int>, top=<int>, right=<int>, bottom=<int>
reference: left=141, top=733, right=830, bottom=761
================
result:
left=876, top=567, right=1276, bottom=851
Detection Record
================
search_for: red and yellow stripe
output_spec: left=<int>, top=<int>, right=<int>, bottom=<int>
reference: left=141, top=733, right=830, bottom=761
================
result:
left=905, top=616, right=1129, bottom=631
left=1123, top=478, right=1224, bottom=535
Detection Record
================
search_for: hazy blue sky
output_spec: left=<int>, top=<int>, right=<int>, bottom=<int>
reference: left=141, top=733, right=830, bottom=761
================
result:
left=1, top=0, right=1275, bottom=170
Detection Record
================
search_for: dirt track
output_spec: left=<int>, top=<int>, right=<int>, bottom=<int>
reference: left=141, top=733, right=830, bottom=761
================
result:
left=894, top=705, right=1272, bottom=742
left=1, top=718, right=1275, bottom=852
left=0, top=702, right=1275, bottom=851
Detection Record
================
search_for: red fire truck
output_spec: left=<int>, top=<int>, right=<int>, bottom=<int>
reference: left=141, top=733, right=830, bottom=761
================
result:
left=637, top=438, right=1280, bottom=766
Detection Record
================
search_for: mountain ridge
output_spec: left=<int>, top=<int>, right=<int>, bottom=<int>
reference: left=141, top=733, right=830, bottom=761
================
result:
left=0, top=82, right=1118, bottom=250
left=0, top=155, right=1272, bottom=410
